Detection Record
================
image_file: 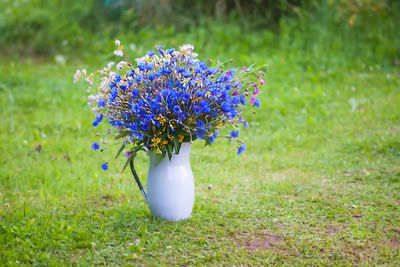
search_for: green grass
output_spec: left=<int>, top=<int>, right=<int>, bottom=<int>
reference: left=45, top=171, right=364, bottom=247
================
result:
left=0, top=43, right=399, bottom=265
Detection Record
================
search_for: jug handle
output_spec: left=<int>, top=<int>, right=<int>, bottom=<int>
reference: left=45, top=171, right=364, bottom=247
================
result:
left=129, top=147, right=148, bottom=203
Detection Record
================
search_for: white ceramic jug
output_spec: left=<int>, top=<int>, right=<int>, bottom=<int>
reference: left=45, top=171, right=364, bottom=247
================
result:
left=131, top=142, right=195, bottom=221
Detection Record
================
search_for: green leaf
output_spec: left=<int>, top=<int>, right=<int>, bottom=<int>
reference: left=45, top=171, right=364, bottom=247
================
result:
left=173, top=135, right=180, bottom=154
left=114, top=142, right=126, bottom=159
left=121, top=151, right=136, bottom=173
left=115, top=130, right=130, bottom=140
left=167, top=144, right=173, bottom=160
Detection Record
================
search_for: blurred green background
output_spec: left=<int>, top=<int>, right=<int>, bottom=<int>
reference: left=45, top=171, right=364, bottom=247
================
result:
left=1, top=0, right=399, bottom=63
left=1, top=0, right=400, bottom=265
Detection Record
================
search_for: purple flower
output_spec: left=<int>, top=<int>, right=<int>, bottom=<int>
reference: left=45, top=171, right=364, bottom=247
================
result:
left=395, top=60, right=399, bottom=65
left=147, top=50, right=155, bottom=56
left=243, top=121, right=250, bottom=128
left=125, top=150, right=132, bottom=158
left=101, top=163, right=108, bottom=170
left=237, top=144, right=246, bottom=155
left=253, top=99, right=261, bottom=108
left=91, top=142, right=100, bottom=150
left=230, top=130, right=239, bottom=139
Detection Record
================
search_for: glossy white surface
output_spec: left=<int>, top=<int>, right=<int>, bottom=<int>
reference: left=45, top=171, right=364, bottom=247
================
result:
left=146, top=142, right=194, bottom=221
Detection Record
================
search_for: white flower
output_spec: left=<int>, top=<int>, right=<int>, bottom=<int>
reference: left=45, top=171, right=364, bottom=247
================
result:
left=179, top=44, right=194, bottom=54
left=73, top=69, right=81, bottom=83
left=88, top=95, right=96, bottom=107
left=116, top=61, right=127, bottom=70
left=171, top=51, right=181, bottom=57
left=135, top=55, right=150, bottom=64
left=84, top=77, right=93, bottom=85
left=107, top=61, right=114, bottom=69
left=115, top=39, right=121, bottom=46
left=114, top=50, right=123, bottom=57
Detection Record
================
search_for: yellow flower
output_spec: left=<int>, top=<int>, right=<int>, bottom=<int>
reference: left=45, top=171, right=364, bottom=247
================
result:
left=178, top=134, right=184, bottom=142
left=162, top=140, right=168, bottom=145
left=156, top=148, right=162, bottom=154
left=151, top=137, right=161, bottom=147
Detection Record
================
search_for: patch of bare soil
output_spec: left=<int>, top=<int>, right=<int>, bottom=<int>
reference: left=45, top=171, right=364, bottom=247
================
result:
left=236, top=231, right=282, bottom=253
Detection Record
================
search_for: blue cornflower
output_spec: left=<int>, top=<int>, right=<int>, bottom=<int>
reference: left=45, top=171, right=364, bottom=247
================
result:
left=109, top=88, right=118, bottom=102
left=243, top=121, right=250, bottom=128
left=148, top=74, right=155, bottom=81
left=166, top=48, right=175, bottom=54
left=181, top=92, right=190, bottom=101
left=253, top=99, right=261, bottom=108
left=138, top=62, right=146, bottom=71
left=96, top=114, right=103, bottom=123
left=140, top=123, right=150, bottom=131
left=161, top=67, right=172, bottom=74
left=197, top=120, right=205, bottom=129
left=129, top=71, right=135, bottom=76
left=240, top=95, right=247, bottom=106
left=209, top=132, right=218, bottom=143
left=97, top=100, right=106, bottom=108
left=196, top=91, right=205, bottom=97
left=120, top=85, right=127, bottom=90
left=114, top=73, right=121, bottom=82
left=147, top=50, right=155, bottom=56
left=101, top=163, right=108, bottom=170
left=232, top=96, right=240, bottom=105
left=131, top=89, right=139, bottom=98
left=91, top=142, right=100, bottom=151
left=182, top=70, right=192, bottom=77
left=237, top=144, right=246, bottom=155
left=230, top=130, right=239, bottom=139
left=145, top=63, right=154, bottom=71
left=173, top=105, right=181, bottom=115
left=221, top=101, right=231, bottom=113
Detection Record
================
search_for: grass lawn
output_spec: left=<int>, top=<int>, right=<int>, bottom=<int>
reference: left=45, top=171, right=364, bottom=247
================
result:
left=0, top=46, right=399, bottom=265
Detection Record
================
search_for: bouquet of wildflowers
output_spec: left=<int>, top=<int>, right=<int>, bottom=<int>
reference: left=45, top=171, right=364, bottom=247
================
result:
left=74, top=41, right=266, bottom=171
